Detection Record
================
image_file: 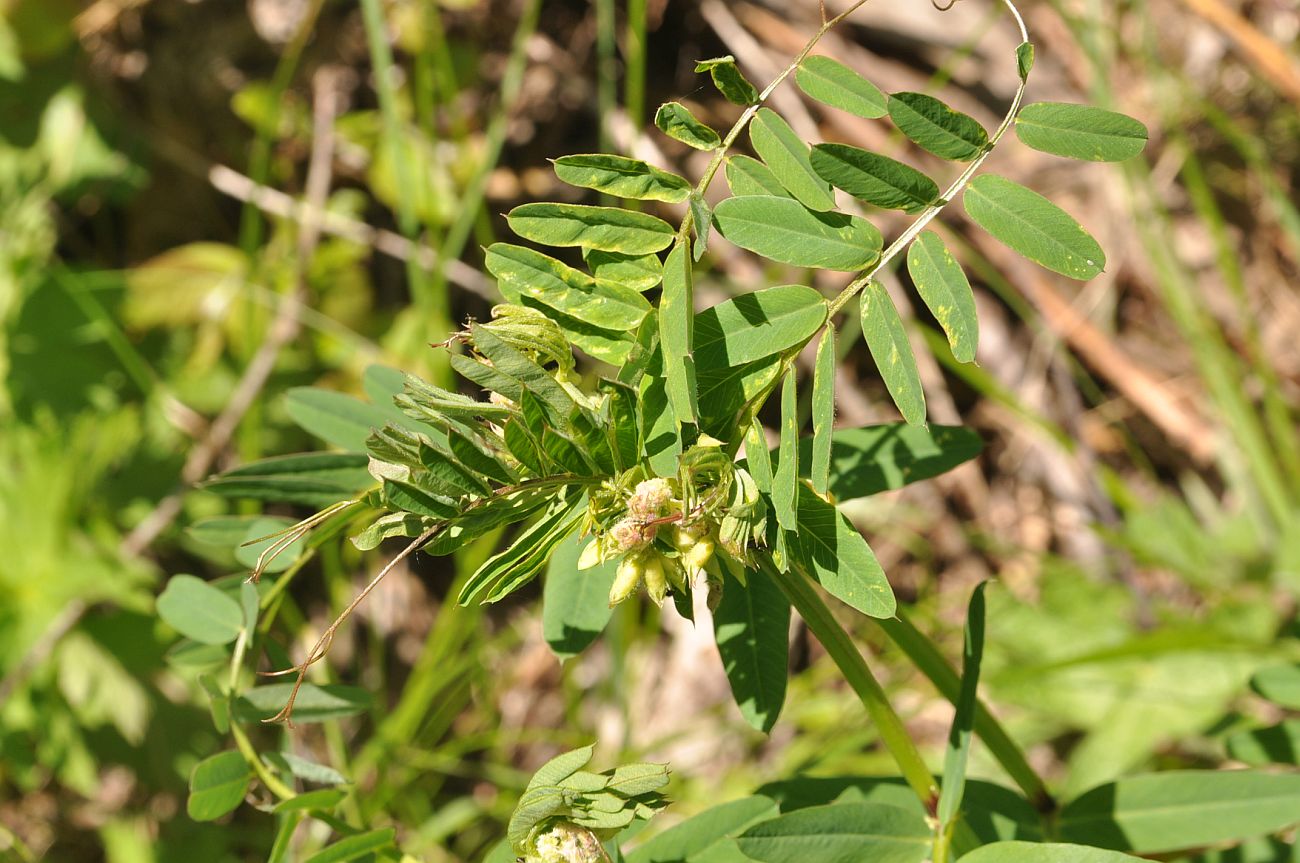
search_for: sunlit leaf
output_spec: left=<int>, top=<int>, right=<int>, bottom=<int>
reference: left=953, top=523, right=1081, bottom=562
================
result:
left=486, top=243, right=650, bottom=331
left=860, top=280, right=925, bottom=425
left=961, top=843, right=1143, bottom=862
left=964, top=175, right=1105, bottom=280
left=655, top=101, right=722, bottom=150
left=187, top=751, right=252, bottom=821
left=1016, top=42, right=1035, bottom=79
left=737, top=802, right=930, bottom=863
left=696, top=55, right=759, bottom=105
left=906, top=231, right=978, bottom=363
left=810, top=329, right=835, bottom=495
left=625, top=796, right=779, bottom=863
left=157, top=575, right=245, bottom=646
left=750, top=108, right=836, bottom=211
left=788, top=483, right=895, bottom=618
left=810, top=144, right=939, bottom=213
left=1225, top=720, right=1300, bottom=766
left=659, top=241, right=698, bottom=424
left=1015, top=102, right=1148, bottom=162
left=234, top=683, right=373, bottom=724
left=726, top=155, right=792, bottom=198
left=888, top=92, right=988, bottom=161
left=553, top=153, right=693, bottom=202
left=713, top=195, right=882, bottom=271
left=694, top=285, right=827, bottom=369
left=795, top=55, right=888, bottom=119
left=1249, top=664, right=1300, bottom=709
left=507, top=202, right=675, bottom=255
left=585, top=249, right=663, bottom=291
left=301, top=829, right=396, bottom=863
left=772, top=372, right=799, bottom=532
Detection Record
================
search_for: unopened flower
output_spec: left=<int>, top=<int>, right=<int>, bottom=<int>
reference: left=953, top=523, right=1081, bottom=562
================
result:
left=627, top=478, right=674, bottom=520
left=530, top=821, right=605, bottom=863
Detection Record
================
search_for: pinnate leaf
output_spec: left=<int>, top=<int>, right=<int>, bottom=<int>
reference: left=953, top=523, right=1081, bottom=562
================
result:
left=964, top=174, right=1105, bottom=280
left=187, top=751, right=252, bottom=821
left=888, top=92, right=988, bottom=161
left=788, top=483, right=895, bottom=618
left=158, top=575, right=245, bottom=645
left=750, top=108, right=836, bottom=211
left=713, top=195, right=881, bottom=271
left=860, top=280, right=925, bottom=425
left=553, top=153, right=692, bottom=202
left=1015, top=102, right=1147, bottom=162
left=906, top=231, right=978, bottom=363
left=726, top=155, right=792, bottom=198
left=810, top=329, right=835, bottom=495
left=810, top=143, right=939, bottom=213
left=655, top=101, right=721, bottom=150
left=507, top=202, right=675, bottom=255
left=736, top=801, right=930, bottom=863
left=795, top=55, right=888, bottom=119
left=713, top=560, right=790, bottom=732
left=696, top=55, right=759, bottom=105
left=659, top=242, right=698, bottom=424
left=961, top=843, right=1143, bottom=862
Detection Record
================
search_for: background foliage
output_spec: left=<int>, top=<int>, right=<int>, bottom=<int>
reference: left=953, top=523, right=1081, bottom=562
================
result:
left=2, top=0, right=1299, bottom=860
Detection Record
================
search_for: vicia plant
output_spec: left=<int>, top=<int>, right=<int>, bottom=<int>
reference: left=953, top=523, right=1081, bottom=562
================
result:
left=157, top=2, right=1300, bottom=861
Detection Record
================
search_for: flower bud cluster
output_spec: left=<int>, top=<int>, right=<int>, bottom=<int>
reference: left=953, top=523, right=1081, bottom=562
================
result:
left=529, top=822, right=606, bottom=863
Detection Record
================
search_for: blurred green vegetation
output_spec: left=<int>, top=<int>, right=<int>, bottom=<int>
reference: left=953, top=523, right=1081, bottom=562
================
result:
left=1, top=0, right=1298, bottom=860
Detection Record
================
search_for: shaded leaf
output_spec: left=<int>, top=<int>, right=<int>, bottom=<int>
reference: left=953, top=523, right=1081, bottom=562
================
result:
left=157, top=575, right=245, bottom=646
left=301, top=829, right=396, bottom=863
left=690, top=193, right=711, bottom=261
left=750, top=108, right=835, bottom=211
left=713, top=195, right=881, bottom=271
left=1015, top=102, right=1148, bottom=162
left=486, top=242, right=650, bottom=331
left=736, top=802, right=930, bottom=863
left=1250, top=664, right=1300, bottom=709
left=938, top=581, right=988, bottom=828
left=964, top=175, right=1105, bottom=280
left=655, top=102, right=721, bottom=150
left=810, top=144, right=939, bottom=213
left=234, top=517, right=302, bottom=574
left=771, top=372, right=799, bottom=532
left=888, top=92, right=988, bottom=161
left=788, top=484, right=895, bottom=618
left=543, top=533, right=617, bottom=659
left=1016, top=42, right=1035, bottom=80
left=187, top=751, right=251, bottom=821
left=906, top=231, right=978, bottom=363
left=625, top=795, right=779, bottom=863
left=586, top=249, right=664, bottom=291
left=713, top=561, right=790, bottom=732
left=203, top=452, right=374, bottom=508
left=960, top=842, right=1143, bottom=862
left=860, top=280, right=925, bottom=425
left=1225, top=720, right=1300, bottom=766
left=696, top=55, right=759, bottom=105
left=507, top=203, right=675, bottom=255
left=799, top=423, right=983, bottom=502
left=234, top=684, right=373, bottom=724
left=795, top=55, right=888, bottom=119
left=273, top=788, right=348, bottom=814
left=285, top=388, right=394, bottom=452
left=659, top=241, right=698, bottom=424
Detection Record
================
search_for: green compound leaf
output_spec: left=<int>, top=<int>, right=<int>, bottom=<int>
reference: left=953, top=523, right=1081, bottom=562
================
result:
left=1251, top=663, right=1300, bottom=709
left=234, top=683, right=372, bottom=723
left=694, top=284, right=827, bottom=368
left=507, top=202, right=675, bottom=255
left=860, top=280, right=925, bottom=426
left=659, top=241, right=698, bottom=424
left=585, top=249, right=663, bottom=291
left=1015, top=102, right=1148, bottom=162
left=157, top=575, right=245, bottom=646
left=906, top=231, right=978, bottom=363
left=696, top=55, right=759, bottom=105
left=964, top=174, right=1105, bottom=280
left=486, top=243, right=650, bottom=331
left=888, top=92, right=989, bottom=161
left=625, top=795, right=779, bottom=863
left=713, top=559, right=790, bottom=733
left=1225, top=720, right=1300, bottom=766
left=552, top=153, right=692, bottom=202
left=726, top=155, right=792, bottom=198
left=713, top=195, right=882, bottom=271
left=542, top=533, right=617, bottom=660
left=301, top=828, right=396, bottom=863
left=771, top=371, right=799, bottom=533
left=961, top=843, right=1143, bottom=863
left=937, top=581, right=988, bottom=829
left=810, top=329, right=835, bottom=495
left=655, top=101, right=722, bottom=150
left=284, top=388, right=395, bottom=452
left=1058, top=770, right=1300, bottom=854
left=810, top=143, right=940, bottom=214
left=737, top=802, right=930, bottom=863
left=795, top=55, right=888, bottom=119
left=187, top=750, right=252, bottom=821
left=788, top=483, right=895, bottom=618
left=750, top=108, right=836, bottom=212
left=803, top=424, right=982, bottom=503
left=202, top=452, right=374, bottom=508
left=1016, top=42, right=1036, bottom=80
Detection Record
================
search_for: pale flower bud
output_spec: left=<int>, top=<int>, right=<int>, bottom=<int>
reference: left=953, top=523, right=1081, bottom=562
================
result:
left=627, top=478, right=674, bottom=520
left=531, top=822, right=605, bottom=863
left=608, top=555, right=644, bottom=607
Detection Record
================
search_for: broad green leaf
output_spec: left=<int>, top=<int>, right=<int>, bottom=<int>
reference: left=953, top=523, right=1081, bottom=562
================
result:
left=234, top=517, right=302, bottom=574
left=713, top=195, right=882, bottom=271
left=746, top=418, right=774, bottom=495
left=888, top=92, right=988, bottom=161
left=543, top=533, right=617, bottom=659
left=810, top=329, right=835, bottom=495
left=157, top=575, right=245, bottom=645
left=234, top=684, right=373, bottom=723
left=586, top=249, right=663, bottom=291
left=273, top=788, right=348, bottom=813
left=486, top=243, right=650, bottom=331
left=203, top=452, right=374, bottom=508
left=1058, top=770, right=1300, bottom=853
left=1225, top=720, right=1300, bottom=766
left=625, top=795, right=779, bottom=863
left=713, top=561, right=790, bottom=732
left=1015, top=102, right=1148, bottom=162
left=771, top=372, right=799, bottom=532
left=187, top=750, right=252, bottom=821
left=601, top=379, right=641, bottom=470
left=964, top=175, right=1105, bottom=280
left=285, top=388, right=394, bottom=451
left=860, top=280, right=925, bottom=425
left=907, top=231, right=978, bottom=363
left=750, top=108, right=835, bottom=211
left=726, top=155, right=792, bottom=198
left=527, top=745, right=595, bottom=792
left=696, top=355, right=783, bottom=444
left=655, top=101, right=721, bottom=150
left=301, top=829, right=396, bottom=863
left=960, top=842, right=1143, bottom=862
left=736, top=802, right=930, bottom=863
left=553, top=153, right=693, bottom=202
left=788, top=484, right=895, bottom=618
left=938, top=581, right=988, bottom=828
left=1250, top=664, right=1300, bottom=709
left=694, top=285, right=827, bottom=369
left=507, top=203, right=675, bottom=255
left=1016, top=42, right=1035, bottom=79
left=696, top=55, right=759, bottom=105
left=809, top=144, right=939, bottom=213
left=795, top=55, right=888, bottom=119
left=640, top=360, right=681, bottom=478
left=471, top=324, right=575, bottom=424
left=791, top=423, right=982, bottom=502
left=659, top=242, right=698, bottom=424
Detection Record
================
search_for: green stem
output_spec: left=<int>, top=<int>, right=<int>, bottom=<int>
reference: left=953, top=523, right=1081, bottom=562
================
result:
left=761, top=557, right=939, bottom=811
left=232, top=721, right=296, bottom=801
left=826, top=0, right=1030, bottom=320
left=877, top=614, right=1054, bottom=813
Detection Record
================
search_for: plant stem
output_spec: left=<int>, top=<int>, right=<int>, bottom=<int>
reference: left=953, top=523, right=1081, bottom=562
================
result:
left=761, top=558, right=939, bottom=811
left=877, top=614, right=1054, bottom=813
left=827, top=0, right=1031, bottom=320
left=232, top=721, right=297, bottom=801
